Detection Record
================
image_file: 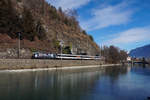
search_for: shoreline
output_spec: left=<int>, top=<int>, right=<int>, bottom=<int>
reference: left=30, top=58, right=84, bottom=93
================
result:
left=0, top=59, right=104, bottom=70
left=0, top=64, right=121, bottom=73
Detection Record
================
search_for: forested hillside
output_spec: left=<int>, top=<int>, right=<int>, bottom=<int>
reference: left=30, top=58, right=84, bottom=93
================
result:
left=0, top=0, right=100, bottom=56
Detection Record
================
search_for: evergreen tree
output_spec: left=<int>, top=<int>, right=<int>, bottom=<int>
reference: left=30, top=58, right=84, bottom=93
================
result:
left=22, top=7, right=36, bottom=41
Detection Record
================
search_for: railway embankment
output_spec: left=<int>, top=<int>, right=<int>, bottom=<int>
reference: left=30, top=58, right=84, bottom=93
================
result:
left=0, top=59, right=121, bottom=71
left=0, top=59, right=106, bottom=70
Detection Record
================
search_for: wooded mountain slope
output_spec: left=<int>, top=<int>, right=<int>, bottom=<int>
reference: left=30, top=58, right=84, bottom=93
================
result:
left=0, top=0, right=100, bottom=55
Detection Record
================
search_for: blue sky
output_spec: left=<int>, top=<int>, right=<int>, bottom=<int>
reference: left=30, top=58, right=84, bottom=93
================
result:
left=47, top=0, right=150, bottom=51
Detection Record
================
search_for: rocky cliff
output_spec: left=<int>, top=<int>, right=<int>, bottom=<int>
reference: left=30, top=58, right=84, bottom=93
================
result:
left=0, top=0, right=100, bottom=58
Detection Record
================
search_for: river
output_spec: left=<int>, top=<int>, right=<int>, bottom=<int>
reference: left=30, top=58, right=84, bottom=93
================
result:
left=0, top=65, right=150, bottom=100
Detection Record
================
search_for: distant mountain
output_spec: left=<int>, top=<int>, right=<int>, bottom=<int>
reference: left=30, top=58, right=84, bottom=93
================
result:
left=129, top=44, right=150, bottom=58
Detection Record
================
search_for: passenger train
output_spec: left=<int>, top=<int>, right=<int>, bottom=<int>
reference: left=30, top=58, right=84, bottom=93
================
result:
left=32, top=52, right=101, bottom=60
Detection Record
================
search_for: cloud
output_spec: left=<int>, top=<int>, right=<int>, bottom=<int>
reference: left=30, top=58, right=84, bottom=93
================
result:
left=105, top=26, right=150, bottom=45
left=81, top=2, right=134, bottom=31
left=47, top=0, right=91, bottom=10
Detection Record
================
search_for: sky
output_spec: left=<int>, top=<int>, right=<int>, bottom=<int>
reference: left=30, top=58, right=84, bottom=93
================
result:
left=47, top=0, right=150, bottom=51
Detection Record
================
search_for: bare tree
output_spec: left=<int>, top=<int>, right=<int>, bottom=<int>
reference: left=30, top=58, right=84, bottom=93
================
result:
left=101, top=45, right=128, bottom=64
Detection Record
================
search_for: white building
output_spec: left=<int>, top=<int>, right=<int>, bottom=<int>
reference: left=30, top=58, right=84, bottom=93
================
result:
left=127, top=56, right=132, bottom=61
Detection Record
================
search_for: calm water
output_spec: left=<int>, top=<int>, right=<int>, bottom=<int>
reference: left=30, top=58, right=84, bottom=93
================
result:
left=0, top=65, right=150, bottom=100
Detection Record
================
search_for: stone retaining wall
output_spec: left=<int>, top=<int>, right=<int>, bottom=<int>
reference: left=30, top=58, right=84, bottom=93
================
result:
left=0, top=48, right=32, bottom=59
left=0, top=59, right=103, bottom=70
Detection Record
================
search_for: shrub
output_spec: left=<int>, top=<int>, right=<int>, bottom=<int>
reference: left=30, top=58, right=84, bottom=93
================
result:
left=89, top=35, right=94, bottom=41
left=30, top=48, right=37, bottom=52
left=16, top=0, right=22, bottom=3
left=63, top=46, right=71, bottom=54
left=82, top=30, right=87, bottom=35
left=36, top=21, right=46, bottom=40
left=53, top=39, right=60, bottom=50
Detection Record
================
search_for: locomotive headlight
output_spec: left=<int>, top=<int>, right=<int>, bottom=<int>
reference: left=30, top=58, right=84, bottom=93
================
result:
left=35, top=54, right=38, bottom=58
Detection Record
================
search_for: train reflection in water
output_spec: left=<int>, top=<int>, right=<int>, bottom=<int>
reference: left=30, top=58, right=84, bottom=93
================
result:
left=32, top=52, right=101, bottom=60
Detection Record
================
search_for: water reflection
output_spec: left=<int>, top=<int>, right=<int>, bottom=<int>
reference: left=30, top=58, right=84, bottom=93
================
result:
left=0, top=69, right=104, bottom=100
left=104, top=66, right=128, bottom=80
left=0, top=66, right=150, bottom=100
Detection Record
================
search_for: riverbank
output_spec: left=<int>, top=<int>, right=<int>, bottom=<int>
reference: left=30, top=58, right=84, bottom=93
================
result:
left=0, top=64, right=121, bottom=72
left=0, top=59, right=104, bottom=70
left=0, top=59, right=121, bottom=71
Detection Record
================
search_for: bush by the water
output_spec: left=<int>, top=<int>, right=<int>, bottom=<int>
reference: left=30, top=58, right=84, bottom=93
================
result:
left=101, top=45, right=128, bottom=64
